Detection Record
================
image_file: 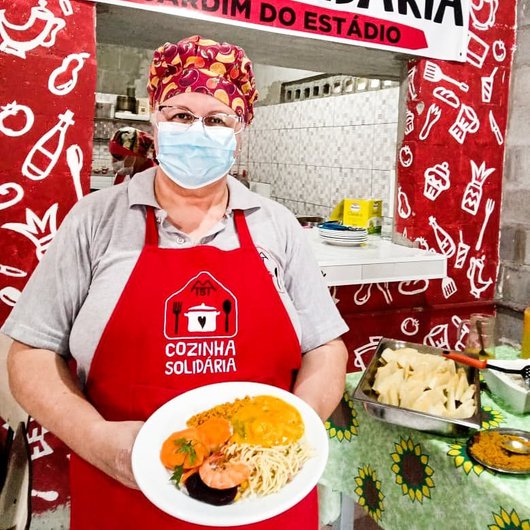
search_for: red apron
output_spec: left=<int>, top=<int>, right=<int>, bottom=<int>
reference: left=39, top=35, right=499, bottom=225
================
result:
left=70, top=207, right=319, bottom=529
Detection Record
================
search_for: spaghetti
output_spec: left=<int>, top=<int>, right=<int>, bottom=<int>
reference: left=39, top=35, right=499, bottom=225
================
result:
left=224, top=441, right=312, bottom=498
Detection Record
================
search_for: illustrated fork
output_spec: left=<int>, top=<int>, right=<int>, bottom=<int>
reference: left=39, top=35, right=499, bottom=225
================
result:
left=173, top=301, right=182, bottom=334
left=475, top=198, right=495, bottom=251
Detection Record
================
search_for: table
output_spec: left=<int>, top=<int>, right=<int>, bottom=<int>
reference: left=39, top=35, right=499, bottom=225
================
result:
left=319, top=350, right=530, bottom=530
left=304, top=228, right=447, bottom=286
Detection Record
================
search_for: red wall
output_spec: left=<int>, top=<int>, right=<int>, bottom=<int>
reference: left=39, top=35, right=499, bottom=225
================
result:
left=0, top=0, right=96, bottom=322
left=0, top=0, right=96, bottom=517
left=338, top=0, right=516, bottom=372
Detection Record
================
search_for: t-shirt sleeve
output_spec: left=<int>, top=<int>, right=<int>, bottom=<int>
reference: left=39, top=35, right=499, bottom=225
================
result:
left=281, top=215, right=349, bottom=353
left=1, top=204, right=93, bottom=356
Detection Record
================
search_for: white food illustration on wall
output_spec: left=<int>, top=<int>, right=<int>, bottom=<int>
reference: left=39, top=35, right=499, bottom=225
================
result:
left=28, top=425, right=54, bottom=460
left=354, top=283, right=372, bottom=305
left=441, top=276, right=457, bottom=299
left=470, top=0, right=498, bottom=31
left=22, top=110, right=75, bottom=181
left=429, top=216, right=456, bottom=258
left=424, top=61, right=469, bottom=92
left=398, top=279, right=430, bottom=295
left=405, top=109, right=415, bottom=135
left=353, top=336, right=382, bottom=370
left=399, top=145, right=413, bottom=167
left=407, top=65, right=418, bottom=100
left=376, top=283, right=393, bottom=304
left=492, top=40, right=507, bottom=62
left=433, top=86, right=460, bottom=108
left=0, top=101, right=34, bottom=137
left=467, top=31, right=490, bottom=68
left=475, top=198, right=495, bottom=251
left=66, top=144, right=84, bottom=200
left=461, top=160, right=495, bottom=216
left=414, top=237, right=435, bottom=253
left=32, top=489, right=59, bottom=502
left=0, top=264, right=27, bottom=278
left=397, top=186, right=411, bottom=219
left=401, top=317, right=420, bottom=336
left=2, top=203, right=59, bottom=261
left=59, top=0, right=73, bottom=16
left=0, top=0, right=66, bottom=59
left=419, top=103, right=441, bottom=140
left=424, top=161, right=450, bottom=201
left=48, top=52, right=90, bottom=96
left=0, top=286, right=20, bottom=307
left=449, top=104, right=480, bottom=144
left=481, top=67, right=498, bottom=103
left=424, top=322, right=451, bottom=349
left=467, top=255, right=493, bottom=298
left=489, top=110, right=504, bottom=145
left=0, top=182, right=24, bottom=211
left=454, top=230, right=471, bottom=269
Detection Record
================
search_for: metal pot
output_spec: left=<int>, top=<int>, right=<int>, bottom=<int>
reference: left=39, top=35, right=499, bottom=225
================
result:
left=116, top=95, right=136, bottom=112
left=296, top=216, right=325, bottom=228
left=184, top=303, right=221, bottom=332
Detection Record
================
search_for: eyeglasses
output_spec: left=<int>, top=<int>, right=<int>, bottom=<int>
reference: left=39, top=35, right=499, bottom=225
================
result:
left=157, top=106, right=244, bottom=134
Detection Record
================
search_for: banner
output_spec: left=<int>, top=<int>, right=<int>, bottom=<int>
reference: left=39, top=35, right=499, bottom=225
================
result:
left=90, top=0, right=470, bottom=61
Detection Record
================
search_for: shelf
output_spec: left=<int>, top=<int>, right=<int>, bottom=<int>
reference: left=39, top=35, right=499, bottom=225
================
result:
left=305, top=228, right=447, bottom=286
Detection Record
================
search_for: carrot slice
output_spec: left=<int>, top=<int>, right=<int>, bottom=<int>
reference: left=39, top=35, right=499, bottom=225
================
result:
left=160, top=428, right=207, bottom=470
left=196, top=418, right=232, bottom=452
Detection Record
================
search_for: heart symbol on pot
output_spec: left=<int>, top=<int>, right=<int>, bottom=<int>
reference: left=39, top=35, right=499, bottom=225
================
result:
left=198, top=316, right=207, bottom=329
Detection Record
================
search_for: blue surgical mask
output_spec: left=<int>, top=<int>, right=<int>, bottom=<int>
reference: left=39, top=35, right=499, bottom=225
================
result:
left=156, top=121, right=237, bottom=189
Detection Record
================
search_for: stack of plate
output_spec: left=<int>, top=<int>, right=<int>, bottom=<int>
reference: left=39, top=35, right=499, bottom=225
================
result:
left=317, top=223, right=368, bottom=247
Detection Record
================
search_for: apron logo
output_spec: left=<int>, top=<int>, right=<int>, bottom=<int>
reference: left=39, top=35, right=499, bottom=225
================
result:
left=164, top=271, right=238, bottom=340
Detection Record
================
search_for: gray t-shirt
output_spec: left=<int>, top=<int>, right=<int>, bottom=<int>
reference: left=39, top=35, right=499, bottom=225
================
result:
left=2, top=169, right=348, bottom=384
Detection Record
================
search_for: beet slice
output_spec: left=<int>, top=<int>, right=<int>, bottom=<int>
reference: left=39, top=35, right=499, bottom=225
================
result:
left=185, top=473, right=238, bottom=506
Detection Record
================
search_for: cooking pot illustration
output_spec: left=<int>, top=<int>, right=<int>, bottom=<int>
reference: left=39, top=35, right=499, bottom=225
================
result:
left=0, top=0, right=66, bottom=59
left=184, top=303, right=221, bottom=332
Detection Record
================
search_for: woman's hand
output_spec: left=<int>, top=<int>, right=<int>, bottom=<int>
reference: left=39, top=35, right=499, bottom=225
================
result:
left=7, top=342, right=144, bottom=489
left=89, top=420, right=144, bottom=489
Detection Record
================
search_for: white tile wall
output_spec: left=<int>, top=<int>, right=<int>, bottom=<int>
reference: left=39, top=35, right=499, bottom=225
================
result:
left=248, top=87, right=399, bottom=218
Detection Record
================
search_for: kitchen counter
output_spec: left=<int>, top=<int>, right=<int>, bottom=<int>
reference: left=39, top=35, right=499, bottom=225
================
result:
left=305, top=228, right=447, bottom=286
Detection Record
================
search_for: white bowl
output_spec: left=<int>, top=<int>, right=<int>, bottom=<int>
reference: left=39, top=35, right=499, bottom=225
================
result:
left=483, top=360, right=530, bottom=415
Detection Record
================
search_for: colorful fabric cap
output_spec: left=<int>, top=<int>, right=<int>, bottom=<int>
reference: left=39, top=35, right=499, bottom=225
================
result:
left=147, top=35, right=258, bottom=124
left=109, top=127, right=155, bottom=159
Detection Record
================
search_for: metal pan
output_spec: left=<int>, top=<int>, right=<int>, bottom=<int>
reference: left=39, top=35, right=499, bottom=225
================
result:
left=352, top=338, right=482, bottom=436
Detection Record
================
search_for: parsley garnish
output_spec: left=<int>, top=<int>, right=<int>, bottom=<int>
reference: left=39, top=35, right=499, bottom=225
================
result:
left=170, top=465, right=184, bottom=487
left=172, top=437, right=197, bottom=466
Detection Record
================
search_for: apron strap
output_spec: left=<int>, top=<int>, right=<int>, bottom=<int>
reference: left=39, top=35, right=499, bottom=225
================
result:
left=144, top=207, right=159, bottom=247
left=233, top=209, right=253, bottom=249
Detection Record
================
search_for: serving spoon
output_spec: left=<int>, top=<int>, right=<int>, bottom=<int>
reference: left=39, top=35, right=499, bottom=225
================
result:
left=500, top=438, right=530, bottom=455
left=442, top=352, right=530, bottom=388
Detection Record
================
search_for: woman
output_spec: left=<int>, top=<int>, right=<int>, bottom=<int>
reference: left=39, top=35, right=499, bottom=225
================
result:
left=108, top=126, right=155, bottom=184
left=4, top=35, right=348, bottom=529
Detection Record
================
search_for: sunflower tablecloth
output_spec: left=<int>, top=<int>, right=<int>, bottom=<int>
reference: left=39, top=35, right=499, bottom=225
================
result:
left=319, top=364, right=530, bottom=530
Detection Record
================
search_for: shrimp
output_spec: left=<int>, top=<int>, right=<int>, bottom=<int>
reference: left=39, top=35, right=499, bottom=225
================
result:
left=160, top=428, right=207, bottom=470
left=199, top=454, right=250, bottom=490
left=196, top=417, right=232, bottom=453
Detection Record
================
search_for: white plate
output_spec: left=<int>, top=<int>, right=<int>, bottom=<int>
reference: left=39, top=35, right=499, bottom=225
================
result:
left=132, top=381, right=328, bottom=527
left=320, top=237, right=367, bottom=247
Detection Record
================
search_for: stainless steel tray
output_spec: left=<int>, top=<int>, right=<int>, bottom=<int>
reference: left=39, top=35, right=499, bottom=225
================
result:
left=352, top=338, right=482, bottom=436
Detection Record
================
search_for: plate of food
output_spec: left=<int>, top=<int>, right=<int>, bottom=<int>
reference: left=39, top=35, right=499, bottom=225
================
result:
left=467, top=428, right=530, bottom=474
left=131, top=381, right=328, bottom=526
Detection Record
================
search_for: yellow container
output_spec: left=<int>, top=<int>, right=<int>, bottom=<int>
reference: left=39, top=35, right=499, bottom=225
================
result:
left=521, top=306, right=530, bottom=359
left=329, top=198, right=383, bottom=234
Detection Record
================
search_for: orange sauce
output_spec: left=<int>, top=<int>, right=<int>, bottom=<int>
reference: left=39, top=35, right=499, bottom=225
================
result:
left=229, top=395, right=304, bottom=447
